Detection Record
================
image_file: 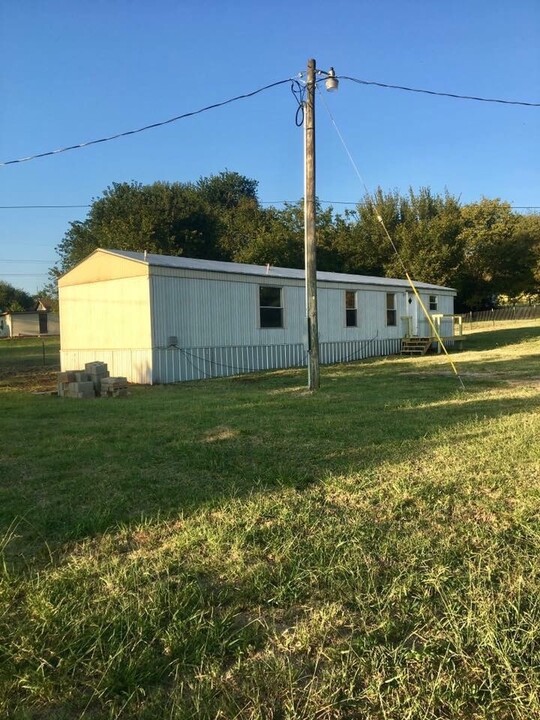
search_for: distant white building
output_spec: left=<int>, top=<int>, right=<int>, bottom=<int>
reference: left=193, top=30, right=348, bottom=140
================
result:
left=58, top=249, right=457, bottom=384
left=0, top=301, right=59, bottom=338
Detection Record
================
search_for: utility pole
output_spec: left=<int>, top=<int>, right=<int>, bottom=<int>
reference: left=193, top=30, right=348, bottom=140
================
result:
left=304, top=58, right=320, bottom=391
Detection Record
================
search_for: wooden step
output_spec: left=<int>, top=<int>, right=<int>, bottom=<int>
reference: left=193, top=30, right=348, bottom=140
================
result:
left=401, top=337, right=432, bottom=356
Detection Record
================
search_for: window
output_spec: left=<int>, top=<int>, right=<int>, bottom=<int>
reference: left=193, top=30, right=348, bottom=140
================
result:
left=386, top=293, right=397, bottom=326
left=429, top=295, right=438, bottom=311
left=259, top=286, right=283, bottom=328
left=345, top=291, right=357, bottom=327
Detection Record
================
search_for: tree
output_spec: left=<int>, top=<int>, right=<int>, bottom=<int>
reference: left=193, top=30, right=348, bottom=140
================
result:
left=52, top=180, right=224, bottom=278
left=382, top=188, right=464, bottom=286
left=51, top=173, right=264, bottom=282
left=0, top=281, right=35, bottom=312
left=513, top=213, right=540, bottom=300
left=229, top=203, right=304, bottom=268
left=229, top=200, right=342, bottom=271
left=337, top=188, right=464, bottom=285
left=456, top=199, right=537, bottom=308
left=196, top=170, right=259, bottom=210
left=196, top=171, right=263, bottom=261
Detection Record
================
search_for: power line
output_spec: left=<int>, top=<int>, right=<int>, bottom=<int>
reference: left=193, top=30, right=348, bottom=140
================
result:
left=1, top=201, right=538, bottom=210
left=0, top=273, right=49, bottom=277
left=0, top=78, right=293, bottom=167
left=0, top=204, right=91, bottom=209
left=340, top=76, right=540, bottom=107
left=1, top=73, right=538, bottom=168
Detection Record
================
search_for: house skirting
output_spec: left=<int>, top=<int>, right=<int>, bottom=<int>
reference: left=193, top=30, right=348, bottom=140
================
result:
left=61, top=338, right=402, bottom=385
left=152, top=338, right=401, bottom=384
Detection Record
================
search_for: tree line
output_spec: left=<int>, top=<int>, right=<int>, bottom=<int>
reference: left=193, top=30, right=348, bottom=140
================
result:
left=34, top=170, right=540, bottom=312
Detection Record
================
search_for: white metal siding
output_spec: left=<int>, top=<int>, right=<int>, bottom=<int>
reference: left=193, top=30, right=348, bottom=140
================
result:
left=149, top=272, right=440, bottom=348
left=152, top=344, right=307, bottom=383
left=60, top=349, right=152, bottom=384
left=149, top=273, right=306, bottom=348
left=60, top=275, right=152, bottom=351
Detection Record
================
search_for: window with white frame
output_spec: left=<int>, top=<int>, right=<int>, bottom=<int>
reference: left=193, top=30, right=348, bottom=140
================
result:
left=429, top=295, right=438, bottom=311
left=345, top=290, right=357, bottom=327
left=259, top=286, right=283, bottom=328
left=386, top=293, right=397, bottom=326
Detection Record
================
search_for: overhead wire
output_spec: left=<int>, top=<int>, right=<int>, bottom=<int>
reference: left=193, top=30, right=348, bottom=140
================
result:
left=340, top=75, right=540, bottom=107
left=1, top=73, right=537, bottom=168
left=316, top=84, right=466, bottom=390
left=1, top=201, right=537, bottom=210
left=0, top=78, right=293, bottom=167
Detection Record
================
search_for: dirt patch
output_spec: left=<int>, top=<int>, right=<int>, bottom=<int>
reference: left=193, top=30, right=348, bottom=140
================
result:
left=0, top=366, right=58, bottom=393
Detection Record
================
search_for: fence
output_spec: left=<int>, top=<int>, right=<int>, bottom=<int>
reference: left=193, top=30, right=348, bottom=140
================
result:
left=462, top=305, right=540, bottom=325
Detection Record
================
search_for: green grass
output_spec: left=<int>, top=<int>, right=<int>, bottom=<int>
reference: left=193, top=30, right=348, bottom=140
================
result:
left=1, top=323, right=540, bottom=719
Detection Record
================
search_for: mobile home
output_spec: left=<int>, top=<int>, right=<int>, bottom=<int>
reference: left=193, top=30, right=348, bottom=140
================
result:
left=59, top=249, right=456, bottom=384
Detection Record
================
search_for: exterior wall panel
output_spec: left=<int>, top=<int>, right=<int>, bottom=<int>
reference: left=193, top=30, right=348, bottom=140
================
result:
left=59, top=251, right=147, bottom=286
left=150, top=274, right=307, bottom=348
left=60, top=276, right=151, bottom=351
left=152, top=343, right=307, bottom=383
left=60, top=349, right=152, bottom=384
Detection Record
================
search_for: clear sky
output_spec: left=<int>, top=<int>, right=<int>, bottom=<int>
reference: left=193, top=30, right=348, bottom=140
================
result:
left=1, top=0, right=539, bottom=294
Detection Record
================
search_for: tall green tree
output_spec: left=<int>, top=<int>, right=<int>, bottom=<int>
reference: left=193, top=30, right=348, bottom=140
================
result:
left=383, top=188, right=464, bottom=286
left=196, top=171, right=263, bottom=261
left=338, top=188, right=463, bottom=284
left=196, top=170, right=259, bottom=210
left=52, top=180, right=224, bottom=278
left=513, top=212, right=540, bottom=300
left=0, top=281, right=35, bottom=312
left=51, top=173, right=265, bottom=284
left=230, top=200, right=342, bottom=271
left=456, top=199, right=537, bottom=308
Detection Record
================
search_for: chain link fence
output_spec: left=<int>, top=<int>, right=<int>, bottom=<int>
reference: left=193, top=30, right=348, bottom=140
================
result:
left=462, top=305, right=540, bottom=326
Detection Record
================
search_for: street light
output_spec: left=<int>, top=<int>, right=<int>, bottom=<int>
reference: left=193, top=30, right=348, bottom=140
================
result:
left=304, top=58, right=338, bottom=391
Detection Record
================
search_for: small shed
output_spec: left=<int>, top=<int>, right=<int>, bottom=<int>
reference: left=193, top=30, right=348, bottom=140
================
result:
left=0, top=302, right=59, bottom=338
left=58, top=249, right=457, bottom=384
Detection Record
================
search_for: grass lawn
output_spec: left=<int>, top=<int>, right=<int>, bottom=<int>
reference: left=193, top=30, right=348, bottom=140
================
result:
left=1, top=322, right=539, bottom=719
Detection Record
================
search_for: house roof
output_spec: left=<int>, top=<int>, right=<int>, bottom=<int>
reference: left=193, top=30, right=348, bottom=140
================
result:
left=105, top=249, right=456, bottom=293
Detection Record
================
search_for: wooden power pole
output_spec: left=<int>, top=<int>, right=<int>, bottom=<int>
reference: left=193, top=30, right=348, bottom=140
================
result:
left=304, top=58, right=320, bottom=391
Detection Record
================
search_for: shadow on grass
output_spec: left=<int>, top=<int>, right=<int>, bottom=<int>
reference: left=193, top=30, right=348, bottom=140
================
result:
left=2, top=347, right=539, bottom=567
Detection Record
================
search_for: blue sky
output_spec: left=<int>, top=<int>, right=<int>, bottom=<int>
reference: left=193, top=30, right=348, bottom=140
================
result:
left=1, top=0, right=539, bottom=294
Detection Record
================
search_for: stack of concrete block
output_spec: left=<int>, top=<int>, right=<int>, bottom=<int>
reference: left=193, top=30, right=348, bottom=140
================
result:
left=85, top=361, right=110, bottom=395
left=57, top=362, right=128, bottom=399
left=100, top=376, right=129, bottom=398
left=57, top=374, right=96, bottom=399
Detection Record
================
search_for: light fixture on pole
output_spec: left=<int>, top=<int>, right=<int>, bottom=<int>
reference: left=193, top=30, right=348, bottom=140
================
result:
left=303, top=58, right=338, bottom=391
left=324, top=67, right=339, bottom=92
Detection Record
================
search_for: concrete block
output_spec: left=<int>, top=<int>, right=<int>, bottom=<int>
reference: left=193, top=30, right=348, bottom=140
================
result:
left=101, top=376, right=128, bottom=389
left=57, top=371, right=76, bottom=383
left=85, top=361, right=109, bottom=376
left=74, top=371, right=91, bottom=382
left=66, top=381, right=95, bottom=398
left=57, top=381, right=71, bottom=397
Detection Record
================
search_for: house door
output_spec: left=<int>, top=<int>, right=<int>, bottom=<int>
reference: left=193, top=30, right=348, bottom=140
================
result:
left=406, top=292, right=419, bottom=336
left=39, top=313, right=48, bottom=334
